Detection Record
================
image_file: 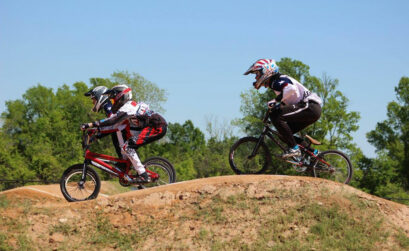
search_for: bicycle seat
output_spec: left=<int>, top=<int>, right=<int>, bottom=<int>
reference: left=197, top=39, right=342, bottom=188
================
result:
left=305, top=135, right=321, bottom=145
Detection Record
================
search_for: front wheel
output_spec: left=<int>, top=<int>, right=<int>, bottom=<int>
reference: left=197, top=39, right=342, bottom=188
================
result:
left=313, top=150, right=353, bottom=184
left=229, top=137, right=272, bottom=174
left=60, top=164, right=101, bottom=202
left=143, top=157, right=176, bottom=188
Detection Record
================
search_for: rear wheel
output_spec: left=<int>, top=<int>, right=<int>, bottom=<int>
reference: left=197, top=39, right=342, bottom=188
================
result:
left=60, top=164, right=101, bottom=202
left=143, top=157, right=176, bottom=187
left=229, top=137, right=272, bottom=174
left=313, top=150, right=353, bottom=184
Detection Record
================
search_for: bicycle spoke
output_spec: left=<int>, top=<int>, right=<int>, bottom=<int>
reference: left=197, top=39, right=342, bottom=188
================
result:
left=61, top=167, right=100, bottom=201
left=314, top=151, right=352, bottom=184
left=229, top=137, right=271, bottom=174
left=144, top=161, right=173, bottom=188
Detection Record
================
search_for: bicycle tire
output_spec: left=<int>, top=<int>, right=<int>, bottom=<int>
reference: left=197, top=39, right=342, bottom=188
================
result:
left=60, top=164, right=101, bottom=202
left=143, top=156, right=176, bottom=187
left=313, top=150, right=353, bottom=184
left=229, top=137, right=272, bottom=174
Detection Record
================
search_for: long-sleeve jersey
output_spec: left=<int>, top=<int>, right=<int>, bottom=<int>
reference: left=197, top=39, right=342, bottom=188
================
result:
left=98, top=101, right=124, bottom=158
left=269, top=74, right=322, bottom=106
left=94, top=100, right=166, bottom=136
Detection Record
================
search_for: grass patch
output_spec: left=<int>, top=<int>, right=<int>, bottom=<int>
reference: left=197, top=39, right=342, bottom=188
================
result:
left=17, top=199, right=33, bottom=214
left=308, top=204, right=386, bottom=250
left=0, top=216, right=26, bottom=232
left=31, top=207, right=54, bottom=216
left=346, top=194, right=377, bottom=209
left=0, top=232, right=13, bottom=250
left=252, top=202, right=388, bottom=250
left=0, top=215, right=33, bottom=250
left=194, top=203, right=227, bottom=224
left=16, top=234, right=33, bottom=251
left=103, top=180, right=133, bottom=195
left=178, top=190, right=396, bottom=250
left=197, top=227, right=209, bottom=240
left=396, top=231, right=409, bottom=249
left=0, top=195, right=9, bottom=208
left=86, top=210, right=151, bottom=250
left=50, top=223, right=73, bottom=235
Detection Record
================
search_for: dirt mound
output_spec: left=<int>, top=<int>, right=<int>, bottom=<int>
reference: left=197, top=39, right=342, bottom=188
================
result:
left=1, top=175, right=409, bottom=250
left=113, top=175, right=409, bottom=232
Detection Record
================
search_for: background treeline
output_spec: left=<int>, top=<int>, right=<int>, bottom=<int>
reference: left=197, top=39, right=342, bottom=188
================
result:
left=1, top=58, right=408, bottom=204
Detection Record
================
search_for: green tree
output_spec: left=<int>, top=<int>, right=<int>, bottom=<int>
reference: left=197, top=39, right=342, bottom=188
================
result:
left=367, top=77, right=409, bottom=189
left=1, top=83, right=92, bottom=182
left=312, top=73, right=360, bottom=151
left=194, top=117, right=237, bottom=177
left=166, top=120, right=206, bottom=153
left=0, top=130, right=35, bottom=190
left=165, top=120, right=205, bottom=180
left=0, top=72, right=168, bottom=184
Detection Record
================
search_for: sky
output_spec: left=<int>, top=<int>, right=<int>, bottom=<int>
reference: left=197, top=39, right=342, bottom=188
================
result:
left=1, top=0, right=408, bottom=157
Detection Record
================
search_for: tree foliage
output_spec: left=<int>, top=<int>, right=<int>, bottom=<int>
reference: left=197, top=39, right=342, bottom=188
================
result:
left=366, top=77, right=409, bottom=190
left=0, top=71, right=168, bottom=188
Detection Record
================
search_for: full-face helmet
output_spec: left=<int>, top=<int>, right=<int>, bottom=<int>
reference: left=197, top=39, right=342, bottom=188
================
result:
left=84, top=86, right=109, bottom=112
left=103, top=85, right=133, bottom=113
left=244, top=59, right=279, bottom=89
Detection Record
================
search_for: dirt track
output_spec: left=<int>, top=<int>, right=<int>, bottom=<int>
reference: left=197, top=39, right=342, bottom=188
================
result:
left=1, top=175, right=409, bottom=233
left=2, top=175, right=409, bottom=250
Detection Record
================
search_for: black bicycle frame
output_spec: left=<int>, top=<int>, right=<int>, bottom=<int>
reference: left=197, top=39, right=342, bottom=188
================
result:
left=251, top=110, right=288, bottom=157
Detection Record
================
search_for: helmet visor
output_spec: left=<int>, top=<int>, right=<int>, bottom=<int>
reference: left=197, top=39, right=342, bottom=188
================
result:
left=244, top=66, right=255, bottom=75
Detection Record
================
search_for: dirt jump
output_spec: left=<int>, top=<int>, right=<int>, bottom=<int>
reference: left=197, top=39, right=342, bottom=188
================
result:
left=1, top=175, right=409, bottom=250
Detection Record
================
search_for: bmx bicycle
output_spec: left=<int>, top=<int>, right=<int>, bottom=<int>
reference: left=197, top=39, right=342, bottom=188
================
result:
left=229, top=109, right=353, bottom=184
left=60, top=129, right=176, bottom=202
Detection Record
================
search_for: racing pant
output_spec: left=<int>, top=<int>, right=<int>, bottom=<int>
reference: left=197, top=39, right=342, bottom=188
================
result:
left=121, top=125, right=167, bottom=175
left=111, top=132, right=126, bottom=159
left=270, top=101, right=321, bottom=148
left=96, top=131, right=125, bottom=159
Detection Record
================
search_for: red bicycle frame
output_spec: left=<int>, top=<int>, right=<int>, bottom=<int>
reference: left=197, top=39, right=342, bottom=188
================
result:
left=85, top=150, right=130, bottom=178
left=81, top=129, right=160, bottom=181
left=84, top=150, right=159, bottom=180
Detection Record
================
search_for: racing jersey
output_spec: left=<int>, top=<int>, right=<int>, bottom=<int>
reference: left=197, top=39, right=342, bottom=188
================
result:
left=102, top=101, right=113, bottom=117
left=270, top=74, right=322, bottom=106
left=95, top=100, right=166, bottom=136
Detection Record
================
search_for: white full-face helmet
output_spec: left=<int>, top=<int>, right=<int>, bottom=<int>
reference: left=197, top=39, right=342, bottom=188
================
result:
left=244, top=59, right=279, bottom=89
left=84, top=86, right=109, bottom=112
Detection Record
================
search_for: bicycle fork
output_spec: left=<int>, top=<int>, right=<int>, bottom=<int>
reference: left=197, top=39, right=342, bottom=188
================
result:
left=249, top=134, right=266, bottom=159
left=79, top=160, right=89, bottom=188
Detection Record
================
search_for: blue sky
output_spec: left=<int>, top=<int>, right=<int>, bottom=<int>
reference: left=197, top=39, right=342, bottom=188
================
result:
left=1, top=0, right=408, bottom=157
